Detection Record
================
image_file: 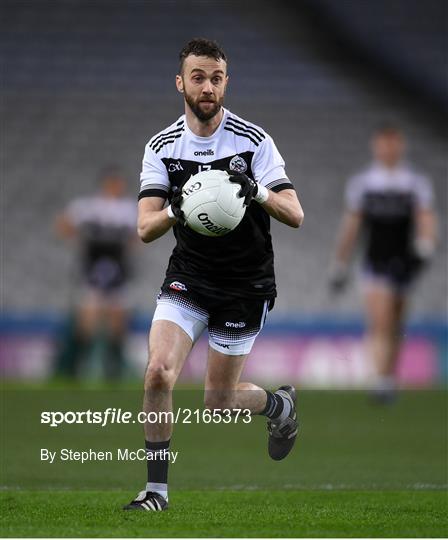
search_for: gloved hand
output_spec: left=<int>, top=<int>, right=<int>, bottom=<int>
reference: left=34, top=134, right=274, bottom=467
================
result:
left=412, top=237, right=435, bottom=273
left=169, top=186, right=186, bottom=225
left=227, top=170, right=268, bottom=206
left=328, top=262, right=349, bottom=294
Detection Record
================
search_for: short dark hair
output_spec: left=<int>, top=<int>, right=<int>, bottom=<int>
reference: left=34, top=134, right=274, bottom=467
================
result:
left=374, top=123, right=402, bottom=137
left=179, top=38, right=227, bottom=73
left=97, top=165, right=125, bottom=182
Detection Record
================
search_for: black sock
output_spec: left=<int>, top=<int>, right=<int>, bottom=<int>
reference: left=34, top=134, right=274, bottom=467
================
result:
left=260, top=390, right=284, bottom=419
left=145, top=439, right=170, bottom=485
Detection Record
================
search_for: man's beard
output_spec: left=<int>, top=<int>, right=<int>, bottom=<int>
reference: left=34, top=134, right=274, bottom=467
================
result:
left=184, top=91, right=223, bottom=122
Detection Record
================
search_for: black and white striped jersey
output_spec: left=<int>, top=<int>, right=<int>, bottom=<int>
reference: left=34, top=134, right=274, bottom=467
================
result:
left=345, top=162, right=434, bottom=269
left=139, top=108, right=294, bottom=300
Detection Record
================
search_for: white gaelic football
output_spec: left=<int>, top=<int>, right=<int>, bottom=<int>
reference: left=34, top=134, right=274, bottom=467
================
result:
left=181, top=169, right=246, bottom=237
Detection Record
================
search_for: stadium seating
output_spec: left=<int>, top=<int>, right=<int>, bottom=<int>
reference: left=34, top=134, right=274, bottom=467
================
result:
left=2, top=0, right=446, bottom=315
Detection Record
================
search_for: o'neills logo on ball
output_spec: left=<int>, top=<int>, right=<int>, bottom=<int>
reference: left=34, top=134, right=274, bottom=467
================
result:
left=197, top=213, right=230, bottom=235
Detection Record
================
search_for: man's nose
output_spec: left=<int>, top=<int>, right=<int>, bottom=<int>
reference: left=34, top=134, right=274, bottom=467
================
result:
left=202, top=80, right=214, bottom=94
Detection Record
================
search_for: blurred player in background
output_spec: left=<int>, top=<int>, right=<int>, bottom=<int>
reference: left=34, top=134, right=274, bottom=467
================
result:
left=124, top=38, right=304, bottom=512
left=55, top=166, right=137, bottom=380
left=330, top=126, right=437, bottom=402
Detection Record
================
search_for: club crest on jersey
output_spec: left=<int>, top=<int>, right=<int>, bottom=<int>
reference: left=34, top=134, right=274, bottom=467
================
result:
left=229, top=155, right=247, bottom=173
left=169, top=281, right=187, bottom=292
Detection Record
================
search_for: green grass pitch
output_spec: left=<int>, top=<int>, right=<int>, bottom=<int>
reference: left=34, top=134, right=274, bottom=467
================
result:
left=1, top=385, right=447, bottom=537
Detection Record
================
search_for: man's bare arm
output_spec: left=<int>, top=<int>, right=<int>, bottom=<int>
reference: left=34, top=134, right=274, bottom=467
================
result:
left=137, top=197, right=176, bottom=243
left=55, top=213, right=77, bottom=239
left=415, top=208, right=438, bottom=258
left=327, top=210, right=362, bottom=291
left=138, top=184, right=304, bottom=242
left=260, top=189, right=304, bottom=228
left=333, top=210, right=362, bottom=266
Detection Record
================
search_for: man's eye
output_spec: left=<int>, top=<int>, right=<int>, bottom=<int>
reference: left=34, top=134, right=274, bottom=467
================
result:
left=193, top=77, right=203, bottom=83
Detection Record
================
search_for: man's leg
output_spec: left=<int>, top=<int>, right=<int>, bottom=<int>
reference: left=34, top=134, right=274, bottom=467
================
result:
left=53, top=312, right=82, bottom=378
left=72, top=294, right=103, bottom=377
left=124, top=319, right=194, bottom=511
left=104, top=302, right=128, bottom=380
left=204, top=298, right=298, bottom=460
left=204, top=348, right=295, bottom=419
left=390, top=293, right=407, bottom=374
left=364, top=282, right=406, bottom=401
left=144, top=319, right=193, bottom=442
left=204, top=349, right=266, bottom=412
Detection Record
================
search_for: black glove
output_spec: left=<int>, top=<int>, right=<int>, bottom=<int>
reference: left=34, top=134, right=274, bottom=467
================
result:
left=328, top=263, right=349, bottom=294
left=170, top=186, right=186, bottom=225
left=227, top=170, right=258, bottom=206
left=411, top=238, right=435, bottom=276
left=408, top=253, right=429, bottom=278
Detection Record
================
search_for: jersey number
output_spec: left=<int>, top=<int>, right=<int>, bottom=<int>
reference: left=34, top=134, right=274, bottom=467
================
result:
left=198, top=164, right=212, bottom=172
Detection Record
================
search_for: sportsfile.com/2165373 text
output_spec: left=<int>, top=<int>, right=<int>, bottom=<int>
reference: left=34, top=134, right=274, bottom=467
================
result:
left=40, top=408, right=252, bottom=427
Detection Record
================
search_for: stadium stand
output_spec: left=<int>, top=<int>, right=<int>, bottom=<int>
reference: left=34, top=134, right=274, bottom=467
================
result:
left=2, top=0, right=446, bottom=315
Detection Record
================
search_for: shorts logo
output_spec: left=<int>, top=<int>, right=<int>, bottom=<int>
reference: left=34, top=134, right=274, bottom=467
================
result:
left=215, top=343, right=230, bottom=349
left=169, top=281, right=187, bottom=292
left=229, top=155, right=247, bottom=173
left=225, top=321, right=246, bottom=328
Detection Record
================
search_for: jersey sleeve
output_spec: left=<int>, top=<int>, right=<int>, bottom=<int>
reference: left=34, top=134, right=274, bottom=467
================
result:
left=252, top=135, right=294, bottom=192
left=344, top=174, right=365, bottom=211
left=139, top=143, right=170, bottom=200
left=413, top=174, right=434, bottom=209
left=66, top=197, right=87, bottom=226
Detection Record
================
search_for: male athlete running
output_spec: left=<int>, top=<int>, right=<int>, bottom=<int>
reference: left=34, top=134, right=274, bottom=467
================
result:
left=124, top=38, right=304, bottom=511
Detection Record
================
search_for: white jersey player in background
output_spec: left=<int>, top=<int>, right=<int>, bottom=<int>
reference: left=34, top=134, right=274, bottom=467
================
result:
left=124, top=38, right=304, bottom=511
left=330, top=126, right=437, bottom=403
left=56, top=167, right=137, bottom=379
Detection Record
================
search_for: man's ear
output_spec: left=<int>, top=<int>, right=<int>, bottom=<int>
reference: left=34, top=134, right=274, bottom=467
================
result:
left=175, top=75, right=184, bottom=93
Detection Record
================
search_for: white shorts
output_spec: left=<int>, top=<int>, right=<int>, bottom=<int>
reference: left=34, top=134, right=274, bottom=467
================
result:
left=152, top=290, right=270, bottom=356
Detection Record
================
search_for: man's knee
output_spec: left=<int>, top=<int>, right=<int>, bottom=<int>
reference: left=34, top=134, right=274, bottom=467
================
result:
left=144, top=354, right=177, bottom=391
